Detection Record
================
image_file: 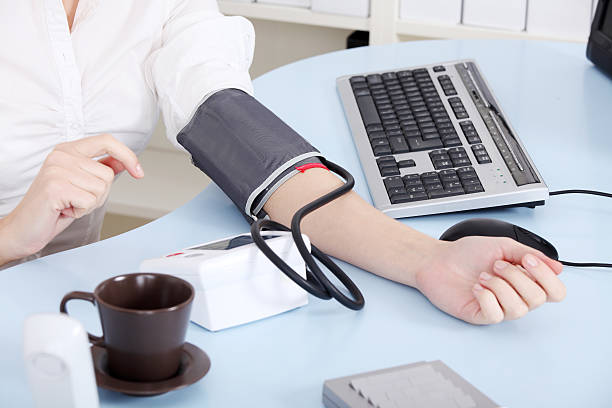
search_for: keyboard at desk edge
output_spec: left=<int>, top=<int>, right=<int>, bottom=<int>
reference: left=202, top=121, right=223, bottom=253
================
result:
left=336, top=60, right=548, bottom=218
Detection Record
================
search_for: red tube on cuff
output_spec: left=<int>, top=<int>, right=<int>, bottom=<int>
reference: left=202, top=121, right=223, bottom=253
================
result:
left=296, top=163, right=329, bottom=173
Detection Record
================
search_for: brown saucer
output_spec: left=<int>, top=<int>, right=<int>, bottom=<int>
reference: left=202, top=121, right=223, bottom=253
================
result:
left=91, top=342, right=210, bottom=396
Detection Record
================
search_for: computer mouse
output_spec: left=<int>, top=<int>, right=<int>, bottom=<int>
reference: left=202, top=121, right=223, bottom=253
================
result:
left=439, top=218, right=559, bottom=260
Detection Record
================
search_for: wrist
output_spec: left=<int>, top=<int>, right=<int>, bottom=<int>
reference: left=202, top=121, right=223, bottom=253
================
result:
left=0, top=215, right=21, bottom=267
left=391, top=225, right=442, bottom=288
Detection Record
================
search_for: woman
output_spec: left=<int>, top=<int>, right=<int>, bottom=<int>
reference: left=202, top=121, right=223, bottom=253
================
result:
left=0, top=0, right=565, bottom=324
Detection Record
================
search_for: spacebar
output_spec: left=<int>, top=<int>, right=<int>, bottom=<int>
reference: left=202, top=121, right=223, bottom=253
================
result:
left=356, top=95, right=381, bottom=127
left=407, top=137, right=443, bottom=152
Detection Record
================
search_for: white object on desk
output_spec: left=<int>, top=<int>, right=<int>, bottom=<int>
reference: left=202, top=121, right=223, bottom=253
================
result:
left=462, top=0, right=527, bottom=31
left=311, top=0, right=370, bottom=18
left=140, top=231, right=309, bottom=331
left=399, top=0, right=462, bottom=25
left=527, top=0, right=593, bottom=41
left=258, top=0, right=311, bottom=8
left=23, top=314, right=99, bottom=408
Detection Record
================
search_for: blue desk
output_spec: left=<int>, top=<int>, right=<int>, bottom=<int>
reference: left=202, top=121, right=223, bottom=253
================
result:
left=3, top=40, right=612, bottom=407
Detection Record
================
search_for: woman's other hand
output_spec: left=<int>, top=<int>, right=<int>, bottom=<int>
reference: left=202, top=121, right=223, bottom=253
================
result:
left=0, top=134, right=143, bottom=265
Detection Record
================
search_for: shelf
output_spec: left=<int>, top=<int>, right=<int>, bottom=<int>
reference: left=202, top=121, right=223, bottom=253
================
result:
left=218, top=1, right=370, bottom=31
left=218, top=0, right=587, bottom=44
left=395, top=19, right=588, bottom=43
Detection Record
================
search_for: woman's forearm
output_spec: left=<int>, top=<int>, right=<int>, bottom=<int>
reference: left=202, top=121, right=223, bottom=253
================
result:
left=263, top=168, right=439, bottom=287
left=0, top=216, right=15, bottom=267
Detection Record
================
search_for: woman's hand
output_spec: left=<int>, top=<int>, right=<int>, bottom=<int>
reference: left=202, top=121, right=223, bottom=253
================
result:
left=416, top=237, right=565, bottom=324
left=0, top=134, right=143, bottom=265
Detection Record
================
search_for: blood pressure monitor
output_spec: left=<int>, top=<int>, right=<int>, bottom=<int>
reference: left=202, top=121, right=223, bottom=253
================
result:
left=140, top=231, right=309, bottom=331
left=588, top=0, right=612, bottom=77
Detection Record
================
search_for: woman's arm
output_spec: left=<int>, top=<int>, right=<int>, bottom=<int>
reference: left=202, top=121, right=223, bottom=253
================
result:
left=264, top=168, right=566, bottom=325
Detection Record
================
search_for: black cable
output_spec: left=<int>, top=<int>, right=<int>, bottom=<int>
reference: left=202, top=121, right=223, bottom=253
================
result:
left=250, top=158, right=365, bottom=310
left=549, top=189, right=612, bottom=268
left=550, top=189, right=612, bottom=199
left=559, top=260, right=612, bottom=268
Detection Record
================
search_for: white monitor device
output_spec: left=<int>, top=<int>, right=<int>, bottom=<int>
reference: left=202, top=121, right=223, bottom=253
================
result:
left=140, top=231, right=309, bottom=331
left=23, top=314, right=99, bottom=408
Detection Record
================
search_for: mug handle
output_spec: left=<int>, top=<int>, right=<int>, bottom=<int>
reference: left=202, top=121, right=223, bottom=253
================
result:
left=60, top=291, right=104, bottom=345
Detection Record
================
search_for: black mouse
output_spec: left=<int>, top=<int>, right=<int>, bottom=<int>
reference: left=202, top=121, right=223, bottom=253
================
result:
left=439, top=218, right=559, bottom=260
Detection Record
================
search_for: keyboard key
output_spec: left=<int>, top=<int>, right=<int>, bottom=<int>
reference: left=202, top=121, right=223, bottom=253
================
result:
left=384, top=176, right=404, bottom=189
left=398, top=159, right=416, bottom=168
left=373, top=145, right=392, bottom=156
left=390, top=192, right=428, bottom=203
left=389, top=136, right=410, bottom=153
left=421, top=171, right=440, bottom=182
left=366, top=124, right=384, bottom=133
left=354, top=88, right=370, bottom=97
left=386, top=129, right=403, bottom=138
left=440, top=173, right=459, bottom=183
left=372, top=138, right=389, bottom=148
left=387, top=187, right=406, bottom=198
left=425, top=182, right=443, bottom=191
left=443, top=138, right=462, bottom=147
left=453, top=157, right=472, bottom=167
left=465, top=183, right=485, bottom=193
left=444, top=181, right=463, bottom=189
left=377, top=155, right=395, bottom=163
left=433, top=160, right=453, bottom=170
left=439, top=169, right=457, bottom=176
left=476, top=154, right=492, bottom=164
left=368, top=131, right=387, bottom=141
left=407, top=137, right=443, bottom=151
left=457, top=166, right=477, bottom=177
left=433, top=65, right=446, bottom=72
left=397, top=70, right=412, bottom=78
left=461, top=178, right=481, bottom=186
left=402, top=174, right=421, bottom=186
left=356, top=95, right=382, bottom=127
left=429, top=187, right=465, bottom=199
left=407, top=186, right=426, bottom=194
left=381, top=166, right=399, bottom=176
left=366, top=74, right=383, bottom=85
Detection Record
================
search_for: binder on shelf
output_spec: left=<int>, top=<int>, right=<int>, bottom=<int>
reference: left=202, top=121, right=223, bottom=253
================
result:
left=462, top=0, right=527, bottom=31
left=257, top=0, right=311, bottom=8
left=399, top=0, right=462, bottom=25
left=527, top=0, right=593, bottom=41
left=311, top=0, right=370, bottom=18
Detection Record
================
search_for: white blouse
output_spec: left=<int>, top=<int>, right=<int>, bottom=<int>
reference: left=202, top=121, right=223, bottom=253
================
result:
left=0, top=0, right=255, bottom=262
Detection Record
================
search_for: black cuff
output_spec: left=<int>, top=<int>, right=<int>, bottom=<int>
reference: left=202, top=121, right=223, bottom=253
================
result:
left=177, top=89, right=322, bottom=217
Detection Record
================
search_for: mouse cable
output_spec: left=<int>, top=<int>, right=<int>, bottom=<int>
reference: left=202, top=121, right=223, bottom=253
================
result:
left=548, top=189, right=612, bottom=268
left=549, top=189, right=612, bottom=199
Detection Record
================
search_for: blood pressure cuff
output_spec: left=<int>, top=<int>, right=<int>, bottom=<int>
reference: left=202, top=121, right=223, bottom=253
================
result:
left=177, top=89, right=323, bottom=219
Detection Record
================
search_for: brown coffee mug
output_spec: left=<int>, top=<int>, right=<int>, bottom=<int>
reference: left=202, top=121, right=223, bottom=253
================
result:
left=60, top=273, right=194, bottom=382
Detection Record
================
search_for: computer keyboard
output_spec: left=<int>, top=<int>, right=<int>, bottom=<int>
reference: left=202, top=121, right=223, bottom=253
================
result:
left=336, top=60, right=548, bottom=218
left=323, top=360, right=500, bottom=408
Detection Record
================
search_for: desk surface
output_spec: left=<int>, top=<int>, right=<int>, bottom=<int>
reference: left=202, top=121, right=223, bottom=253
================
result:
left=3, top=40, right=612, bottom=408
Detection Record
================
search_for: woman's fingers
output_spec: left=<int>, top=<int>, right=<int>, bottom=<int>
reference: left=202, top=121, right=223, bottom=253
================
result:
left=471, top=284, right=504, bottom=324
left=521, top=253, right=567, bottom=302
left=57, top=180, right=98, bottom=219
left=492, top=260, right=547, bottom=310
left=56, top=134, right=144, bottom=179
left=478, top=271, right=529, bottom=320
left=499, top=237, right=563, bottom=275
left=98, top=156, right=126, bottom=175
